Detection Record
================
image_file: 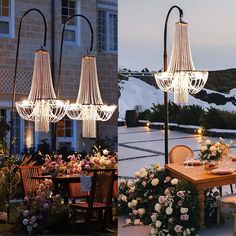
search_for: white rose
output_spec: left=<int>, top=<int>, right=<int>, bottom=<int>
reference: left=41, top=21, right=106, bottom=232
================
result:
left=186, top=228, right=191, bottom=235
left=120, top=179, right=126, bottom=184
left=130, top=186, right=135, bottom=193
left=134, top=219, right=140, bottom=225
left=127, top=180, right=134, bottom=188
left=131, top=199, right=138, bottom=207
left=135, top=171, right=141, bottom=177
left=155, top=220, right=162, bottom=228
left=102, top=149, right=109, bottom=155
left=105, top=160, right=111, bottom=165
left=200, top=146, right=207, bottom=152
left=150, top=227, right=156, bottom=235
left=128, top=202, right=132, bottom=208
left=205, top=139, right=211, bottom=145
left=215, top=142, right=220, bottom=147
left=125, top=218, right=132, bottom=225
left=166, top=207, right=173, bottom=215
left=171, top=178, right=178, bottom=185
left=140, top=171, right=148, bottom=178
left=155, top=203, right=161, bottom=213
left=151, top=178, right=159, bottom=186
left=139, top=168, right=146, bottom=173
left=156, top=167, right=165, bottom=172
left=121, top=195, right=127, bottom=202
left=138, top=208, right=146, bottom=215
left=180, top=207, right=188, bottom=214
left=210, top=146, right=216, bottom=152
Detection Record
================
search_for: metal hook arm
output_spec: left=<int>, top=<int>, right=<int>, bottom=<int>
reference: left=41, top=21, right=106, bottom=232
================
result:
left=164, top=5, right=183, bottom=70
left=9, top=8, right=47, bottom=157
left=57, top=14, right=94, bottom=98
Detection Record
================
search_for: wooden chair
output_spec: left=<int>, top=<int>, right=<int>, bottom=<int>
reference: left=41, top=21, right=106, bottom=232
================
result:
left=217, top=193, right=236, bottom=225
left=68, top=183, right=90, bottom=202
left=219, top=143, right=234, bottom=194
left=169, top=145, right=193, bottom=164
left=72, top=169, right=115, bottom=228
left=19, top=166, right=41, bottom=197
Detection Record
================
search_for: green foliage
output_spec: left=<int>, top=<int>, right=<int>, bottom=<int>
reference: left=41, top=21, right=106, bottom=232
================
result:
left=200, top=107, right=236, bottom=129
left=139, top=103, right=204, bottom=125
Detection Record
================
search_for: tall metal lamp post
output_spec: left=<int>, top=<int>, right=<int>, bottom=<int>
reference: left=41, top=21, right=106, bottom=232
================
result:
left=10, top=8, right=68, bottom=157
left=155, top=6, right=208, bottom=164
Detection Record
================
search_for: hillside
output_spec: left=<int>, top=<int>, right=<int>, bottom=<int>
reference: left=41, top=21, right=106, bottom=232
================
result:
left=206, top=68, right=236, bottom=93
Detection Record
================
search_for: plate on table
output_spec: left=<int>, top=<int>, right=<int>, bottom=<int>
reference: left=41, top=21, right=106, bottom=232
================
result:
left=211, top=167, right=233, bottom=175
left=184, top=160, right=202, bottom=166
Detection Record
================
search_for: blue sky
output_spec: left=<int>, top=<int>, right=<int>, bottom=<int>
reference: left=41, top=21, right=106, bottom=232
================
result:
left=118, top=0, right=236, bottom=71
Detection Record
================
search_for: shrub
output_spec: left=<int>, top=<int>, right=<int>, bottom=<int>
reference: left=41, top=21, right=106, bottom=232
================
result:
left=119, top=164, right=199, bottom=236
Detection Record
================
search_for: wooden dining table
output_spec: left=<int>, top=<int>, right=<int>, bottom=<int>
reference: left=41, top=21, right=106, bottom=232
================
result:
left=31, top=174, right=83, bottom=204
left=31, top=169, right=118, bottom=204
left=165, top=163, right=236, bottom=228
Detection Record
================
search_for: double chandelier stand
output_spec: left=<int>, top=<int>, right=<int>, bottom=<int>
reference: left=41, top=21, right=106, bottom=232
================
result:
left=9, top=9, right=116, bottom=157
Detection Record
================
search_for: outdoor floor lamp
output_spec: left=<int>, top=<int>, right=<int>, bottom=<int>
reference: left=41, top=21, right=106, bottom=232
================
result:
left=10, top=9, right=68, bottom=156
left=58, top=14, right=116, bottom=139
left=154, top=6, right=208, bottom=164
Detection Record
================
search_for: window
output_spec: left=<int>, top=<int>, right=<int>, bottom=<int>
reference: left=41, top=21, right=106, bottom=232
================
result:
left=57, top=116, right=73, bottom=138
left=24, top=120, right=34, bottom=148
left=98, top=9, right=117, bottom=52
left=0, top=0, right=14, bottom=38
left=61, top=0, right=79, bottom=43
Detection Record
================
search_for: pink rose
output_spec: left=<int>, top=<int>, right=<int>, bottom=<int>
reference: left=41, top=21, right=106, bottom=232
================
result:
left=142, top=181, right=147, bottom=187
left=177, top=200, right=183, bottom=206
left=151, top=213, right=157, bottom=222
left=149, top=195, right=153, bottom=200
left=177, top=191, right=185, bottom=197
left=174, top=225, right=183, bottom=233
left=158, top=196, right=165, bottom=204
left=164, top=176, right=172, bottom=183
left=164, top=188, right=171, bottom=196
left=180, top=214, right=189, bottom=221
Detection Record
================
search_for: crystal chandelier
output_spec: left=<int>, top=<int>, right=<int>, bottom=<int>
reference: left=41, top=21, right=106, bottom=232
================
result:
left=155, top=21, right=208, bottom=104
left=16, top=49, right=68, bottom=132
left=58, top=14, right=116, bottom=138
left=66, top=55, right=116, bottom=138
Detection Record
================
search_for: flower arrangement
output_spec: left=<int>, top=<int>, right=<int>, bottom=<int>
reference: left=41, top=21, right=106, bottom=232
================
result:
left=88, top=146, right=117, bottom=169
left=199, top=137, right=233, bottom=162
left=119, top=164, right=199, bottom=236
left=150, top=181, right=199, bottom=236
left=66, top=154, right=90, bottom=174
left=16, top=179, right=71, bottom=234
left=41, top=155, right=66, bottom=176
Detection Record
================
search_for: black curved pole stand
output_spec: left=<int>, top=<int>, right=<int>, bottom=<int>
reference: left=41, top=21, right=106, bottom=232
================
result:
left=163, top=6, right=183, bottom=164
left=56, top=14, right=94, bottom=98
left=9, top=8, right=47, bottom=158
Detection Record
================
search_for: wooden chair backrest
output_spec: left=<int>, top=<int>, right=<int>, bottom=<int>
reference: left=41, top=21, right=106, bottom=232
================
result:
left=19, top=166, right=41, bottom=197
left=169, top=145, right=193, bottom=164
left=89, top=169, right=115, bottom=207
left=68, top=183, right=89, bottom=198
